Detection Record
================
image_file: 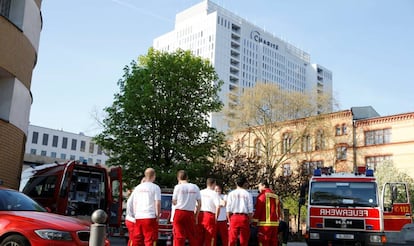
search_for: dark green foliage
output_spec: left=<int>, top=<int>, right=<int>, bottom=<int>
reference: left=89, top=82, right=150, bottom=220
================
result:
left=95, top=48, right=225, bottom=189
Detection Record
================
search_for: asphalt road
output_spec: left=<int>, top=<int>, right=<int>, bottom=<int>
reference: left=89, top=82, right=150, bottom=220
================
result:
left=108, top=236, right=307, bottom=246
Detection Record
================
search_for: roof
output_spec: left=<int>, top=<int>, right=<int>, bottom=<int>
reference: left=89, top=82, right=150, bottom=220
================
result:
left=351, top=106, right=380, bottom=120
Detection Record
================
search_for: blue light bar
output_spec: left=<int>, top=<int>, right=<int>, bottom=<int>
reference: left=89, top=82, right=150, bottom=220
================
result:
left=366, top=169, right=374, bottom=177
left=314, top=169, right=322, bottom=176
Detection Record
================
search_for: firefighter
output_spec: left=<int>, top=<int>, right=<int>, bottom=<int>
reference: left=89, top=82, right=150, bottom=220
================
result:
left=215, top=184, right=228, bottom=246
left=128, top=169, right=161, bottom=246
left=252, top=180, right=281, bottom=246
left=198, top=178, right=221, bottom=246
left=226, top=176, right=254, bottom=246
left=172, top=170, right=201, bottom=246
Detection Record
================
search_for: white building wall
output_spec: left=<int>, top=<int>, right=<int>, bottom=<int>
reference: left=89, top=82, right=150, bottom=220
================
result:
left=25, top=125, right=109, bottom=165
left=153, top=0, right=333, bottom=132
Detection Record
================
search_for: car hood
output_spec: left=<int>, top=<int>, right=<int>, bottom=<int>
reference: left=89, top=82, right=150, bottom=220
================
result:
left=0, top=211, right=90, bottom=231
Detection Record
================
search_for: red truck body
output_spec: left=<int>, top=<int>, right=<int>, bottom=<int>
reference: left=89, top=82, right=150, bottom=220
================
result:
left=305, top=169, right=412, bottom=246
left=21, top=161, right=123, bottom=227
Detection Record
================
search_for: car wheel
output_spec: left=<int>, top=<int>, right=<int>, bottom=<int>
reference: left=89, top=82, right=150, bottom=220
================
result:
left=1, top=235, right=30, bottom=246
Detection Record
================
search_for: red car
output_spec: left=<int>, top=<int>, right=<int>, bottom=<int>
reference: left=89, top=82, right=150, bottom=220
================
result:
left=0, top=186, right=109, bottom=246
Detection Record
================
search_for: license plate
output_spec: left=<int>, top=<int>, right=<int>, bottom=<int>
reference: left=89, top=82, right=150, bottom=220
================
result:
left=336, top=234, right=354, bottom=240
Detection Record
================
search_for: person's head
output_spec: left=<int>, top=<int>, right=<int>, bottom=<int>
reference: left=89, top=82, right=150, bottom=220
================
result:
left=144, top=168, right=156, bottom=182
left=215, top=184, right=223, bottom=194
left=177, top=170, right=188, bottom=181
left=206, top=178, right=216, bottom=189
left=236, top=176, right=248, bottom=188
left=258, top=180, right=269, bottom=192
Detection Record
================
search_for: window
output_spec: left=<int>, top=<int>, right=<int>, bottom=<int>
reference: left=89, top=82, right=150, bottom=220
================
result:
left=97, top=145, right=102, bottom=155
left=0, top=0, right=11, bottom=18
left=96, top=159, right=102, bottom=164
left=41, top=150, right=47, bottom=156
left=335, top=125, right=342, bottom=136
left=62, top=137, right=68, bottom=149
left=30, top=149, right=36, bottom=155
left=80, top=140, right=86, bottom=152
left=283, top=163, right=291, bottom=176
left=302, top=135, right=312, bottom=152
left=51, top=152, right=57, bottom=158
left=342, top=124, right=347, bottom=135
left=71, top=139, right=77, bottom=151
left=42, top=134, right=49, bottom=146
left=315, top=129, right=325, bottom=150
left=366, top=155, right=392, bottom=170
left=303, top=161, right=323, bottom=175
left=88, top=158, right=93, bottom=164
left=89, top=142, right=95, bottom=153
left=336, top=146, right=347, bottom=160
left=365, top=129, right=391, bottom=145
left=254, top=139, right=261, bottom=156
left=32, top=131, right=39, bottom=144
left=60, top=153, right=66, bottom=160
left=70, top=155, right=76, bottom=160
left=79, top=156, right=85, bottom=163
left=282, top=132, right=292, bottom=154
left=52, top=135, right=58, bottom=147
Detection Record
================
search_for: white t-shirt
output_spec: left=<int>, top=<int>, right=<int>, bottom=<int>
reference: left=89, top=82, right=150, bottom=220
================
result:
left=129, top=182, right=161, bottom=219
left=172, top=182, right=201, bottom=211
left=217, top=194, right=227, bottom=221
left=226, top=188, right=253, bottom=214
left=200, top=188, right=220, bottom=214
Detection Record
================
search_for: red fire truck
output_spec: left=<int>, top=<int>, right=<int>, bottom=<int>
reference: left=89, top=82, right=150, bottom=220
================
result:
left=21, top=161, right=123, bottom=228
left=305, top=168, right=413, bottom=246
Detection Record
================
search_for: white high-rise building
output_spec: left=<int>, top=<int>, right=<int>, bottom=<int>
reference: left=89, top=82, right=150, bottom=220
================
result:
left=154, top=0, right=332, bottom=132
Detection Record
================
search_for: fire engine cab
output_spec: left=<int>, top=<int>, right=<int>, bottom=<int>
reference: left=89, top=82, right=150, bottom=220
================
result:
left=305, top=168, right=413, bottom=246
left=21, top=160, right=123, bottom=228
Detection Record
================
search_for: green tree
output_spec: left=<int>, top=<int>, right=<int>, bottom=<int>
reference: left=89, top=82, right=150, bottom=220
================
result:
left=95, top=48, right=225, bottom=189
left=375, top=160, right=414, bottom=212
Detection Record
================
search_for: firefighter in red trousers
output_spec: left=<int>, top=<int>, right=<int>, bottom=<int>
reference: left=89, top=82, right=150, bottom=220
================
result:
left=252, top=180, right=281, bottom=246
left=226, top=176, right=254, bottom=246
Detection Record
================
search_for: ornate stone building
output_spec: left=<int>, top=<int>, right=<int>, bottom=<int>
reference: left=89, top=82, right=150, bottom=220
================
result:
left=229, top=107, right=414, bottom=179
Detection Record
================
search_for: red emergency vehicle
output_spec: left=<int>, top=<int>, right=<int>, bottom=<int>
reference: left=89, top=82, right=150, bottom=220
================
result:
left=21, top=161, right=123, bottom=228
left=305, top=168, right=412, bottom=246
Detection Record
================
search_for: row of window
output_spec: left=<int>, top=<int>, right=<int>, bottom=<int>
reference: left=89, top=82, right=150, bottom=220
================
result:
left=257, top=127, right=391, bottom=156
left=281, top=155, right=391, bottom=177
left=29, top=148, right=102, bottom=164
left=31, top=131, right=102, bottom=154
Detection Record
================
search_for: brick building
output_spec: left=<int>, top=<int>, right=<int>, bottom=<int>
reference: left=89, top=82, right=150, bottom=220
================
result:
left=229, top=107, right=414, bottom=179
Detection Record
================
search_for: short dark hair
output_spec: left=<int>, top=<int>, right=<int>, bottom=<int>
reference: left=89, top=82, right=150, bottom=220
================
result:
left=206, top=178, right=216, bottom=187
left=177, top=170, right=188, bottom=181
left=260, top=180, right=269, bottom=188
left=236, top=176, right=247, bottom=187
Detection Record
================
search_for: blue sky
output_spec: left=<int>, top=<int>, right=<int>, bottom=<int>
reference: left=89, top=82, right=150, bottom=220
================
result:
left=30, top=0, right=414, bottom=136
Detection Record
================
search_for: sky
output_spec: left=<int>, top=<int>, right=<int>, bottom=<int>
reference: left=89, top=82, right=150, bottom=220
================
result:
left=30, top=0, right=414, bottom=136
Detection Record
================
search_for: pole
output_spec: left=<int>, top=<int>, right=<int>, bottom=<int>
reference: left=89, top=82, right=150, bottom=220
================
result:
left=90, top=209, right=108, bottom=246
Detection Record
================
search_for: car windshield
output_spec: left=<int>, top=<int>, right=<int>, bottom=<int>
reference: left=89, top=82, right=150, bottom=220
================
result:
left=161, top=194, right=172, bottom=210
left=0, top=189, right=47, bottom=212
left=310, top=182, right=378, bottom=207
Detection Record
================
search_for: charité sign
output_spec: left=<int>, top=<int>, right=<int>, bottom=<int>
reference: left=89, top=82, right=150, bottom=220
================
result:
left=250, top=30, right=279, bottom=50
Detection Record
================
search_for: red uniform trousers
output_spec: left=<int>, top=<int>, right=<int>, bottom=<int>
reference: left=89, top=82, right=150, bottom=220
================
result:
left=132, top=218, right=158, bottom=246
left=228, top=214, right=250, bottom=246
left=173, top=209, right=198, bottom=246
left=216, top=220, right=228, bottom=246
left=125, top=220, right=135, bottom=246
left=257, top=226, right=278, bottom=246
left=197, top=211, right=217, bottom=246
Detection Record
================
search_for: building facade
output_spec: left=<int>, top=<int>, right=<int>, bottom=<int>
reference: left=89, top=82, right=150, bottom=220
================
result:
left=153, top=0, right=333, bottom=132
left=0, top=0, right=43, bottom=189
left=25, top=125, right=109, bottom=166
left=229, top=107, right=414, bottom=179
